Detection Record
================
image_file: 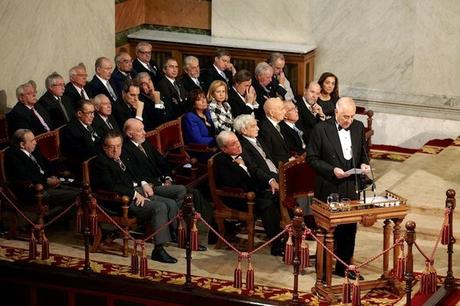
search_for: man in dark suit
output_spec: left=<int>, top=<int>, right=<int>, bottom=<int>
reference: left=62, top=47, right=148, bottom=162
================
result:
left=91, top=131, right=178, bottom=263
left=37, top=72, right=74, bottom=128
left=92, top=94, right=120, bottom=138
left=60, top=100, right=101, bottom=163
left=110, top=51, right=134, bottom=99
left=112, top=80, right=145, bottom=129
left=180, top=55, right=205, bottom=95
left=295, top=81, right=325, bottom=145
left=279, top=101, right=306, bottom=156
left=257, top=97, right=291, bottom=167
left=64, top=63, right=90, bottom=107
left=307, top=97, right=370, bottom=279
left=156, top=58, right=187, bottom=119
left=86, top=57, right=118, bottom=103
left=5, top=129, right=79, bottom=206
left=202, top=49, right=236, bottom=92
left=227, top=69, right=258, bottom=118
left=7, top=81, right=53, bottom=136
left=214, top=131, right=283, bottom=256
left=132, top=41, right=162, bottom=87
left=252, top=62, right=287, bottom=119
left=268, top=52, right=296, bottom=102
left=136, top=72, right=170, bottom=130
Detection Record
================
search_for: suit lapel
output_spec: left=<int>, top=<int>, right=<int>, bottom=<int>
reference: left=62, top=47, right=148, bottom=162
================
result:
left=324, top=119, right=346, bottom=167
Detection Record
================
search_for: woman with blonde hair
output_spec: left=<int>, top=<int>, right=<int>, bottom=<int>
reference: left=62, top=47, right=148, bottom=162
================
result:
left=207, top=80, right=234, bottom=132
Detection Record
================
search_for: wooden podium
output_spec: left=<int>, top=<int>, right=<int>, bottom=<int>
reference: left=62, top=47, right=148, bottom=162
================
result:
left=311, top=191, right=408, bottom=303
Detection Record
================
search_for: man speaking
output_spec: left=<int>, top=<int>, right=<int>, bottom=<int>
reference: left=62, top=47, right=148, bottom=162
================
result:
left=307, top=97, right=370, bottom=279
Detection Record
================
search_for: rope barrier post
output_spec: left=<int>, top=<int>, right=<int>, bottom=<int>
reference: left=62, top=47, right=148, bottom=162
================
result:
left=444, top=189, right=456, bottom=290
left=182, top=193, right=195, bottom=290
left=290, top=208, right=305, bottom=306
left=81, top=183, right=93, bottom=273
left=404, top=221, right=416, bottom=306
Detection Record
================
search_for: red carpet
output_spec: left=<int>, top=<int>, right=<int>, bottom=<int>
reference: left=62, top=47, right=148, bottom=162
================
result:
left=0, top=245, right=406, bottom=305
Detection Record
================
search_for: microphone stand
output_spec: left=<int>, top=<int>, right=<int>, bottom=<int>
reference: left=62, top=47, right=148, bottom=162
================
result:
left=350, top=143, right=361, bottom=203
left=362, top=140, right=376, bottom=200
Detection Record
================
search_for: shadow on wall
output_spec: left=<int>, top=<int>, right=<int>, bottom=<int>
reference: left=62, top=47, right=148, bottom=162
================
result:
left=0, top=90, right=7, bottom=113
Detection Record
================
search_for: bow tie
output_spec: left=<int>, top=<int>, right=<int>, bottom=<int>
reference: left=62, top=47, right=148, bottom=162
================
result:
left=338, top=125, right=350, bottom=131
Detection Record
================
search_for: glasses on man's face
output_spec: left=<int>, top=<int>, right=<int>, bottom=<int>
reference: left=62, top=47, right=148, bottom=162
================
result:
left=139, top=50, right=152, bottom=55
left=52, top=83, right=65, bottom=87
left=82, top=111, right=95, bottom=116
left=121, top=59, right=133, bottom=63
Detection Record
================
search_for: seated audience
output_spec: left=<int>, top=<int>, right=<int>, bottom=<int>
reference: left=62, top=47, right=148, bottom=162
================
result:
left=7, top=80, right=53, bottom=137
left=213, top=131, right=283, bottom=256
left=296, top=81, right=325, bottom=144
left=317, top=72, right=340, bottom=117
left=60, top=99, right=101, bottom=163
left=180, top=55, right=205, bottom=94
left=86, top=57, right=118, bottom=102
left=37, top=72, right=74, bottom=127
left=268, top=52, right=296, bottom=102
left=208, top=80, right=233, bottom=133
left=112, top=80, right=144, bottom=129
left=279, top=101, right=306, bottom=155
left=64, top=63, right=90, bottom=106
left=227, top=69, right=258, bottom=118
left=132, top=41, right=162, bottom=87
left=5, top=129, right=79, bottom=206
left=91, top=131, right=178, bottom=263
left=92, top=94, right=120, bottom=138
left=156, top=58, right=187, bottom=119
left=182, top=89, right=216, bottom=147
left=136, top=72, right=171, bottom=130
left=257, top=97, right=291, bottom=166
left=110, top=51, right=134, bottom=99
left=252, top=62, right=287, bottom=119
left=202, top=49, right=236, bottom=92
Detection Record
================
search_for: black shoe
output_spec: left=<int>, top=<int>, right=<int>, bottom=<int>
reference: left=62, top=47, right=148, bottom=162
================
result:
left=197, top=244, right=207, bottom=251
left=151, top=247, right=178, bottom=264
left=334, top=270, right=364, bottom=281
left=270, top=246, right=285, bottom=257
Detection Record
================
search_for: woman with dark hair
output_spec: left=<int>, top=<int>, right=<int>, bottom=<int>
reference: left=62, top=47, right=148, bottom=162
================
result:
left=317, top=72, right=340, bottom=117
left=182, top=89, right=216, bottom=146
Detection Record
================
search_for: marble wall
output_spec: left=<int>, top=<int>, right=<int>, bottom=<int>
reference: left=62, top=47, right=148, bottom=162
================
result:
left=0, top=0, right=115, bottom=108
left=212, top=0, right=460, bottom=146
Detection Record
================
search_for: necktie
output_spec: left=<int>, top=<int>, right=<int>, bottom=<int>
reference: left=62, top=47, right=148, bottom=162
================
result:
left=255, top=141, right=278, bottom=173
left=275, top=124, right=283, bottom=138
left=220, top=71, right=228, bottom=82
left=194, top=78, right=201, bottom=88
left=292, top=125, right=306, bottom=148
left=115, top=158, right=126, bottom=171
left=57, top=97, right=70, bottom=122
left=338, top=125, right=350, bottom=131
left=106, top=82, right=118, bottom=101
left=80, top=88, right=86, bottom=99
left=87, top=125, right=98, bottom=141
left=105, top=118, right=113, bottom=130
left=30, top=153, right=44, bottom=175
left=31, top=107, right=50, bottom=131
left=138, top=143, right=147, bottom=156
left=173, top=81, right=182, bottom=101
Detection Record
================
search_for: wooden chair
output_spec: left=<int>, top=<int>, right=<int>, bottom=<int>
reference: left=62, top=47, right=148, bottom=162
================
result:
left=145, top=129, right=161, bottom=152
left=208, top=154, right=256, bottom=251
left=35, top=128, right=61, bottom=162
left=356, top=107, right=374, bottom=153
left=0, top=147, right=46, bottom=239
left=0, top=114, right=8, bottom=149
left=279, top=155, right=316, bottom=227
left=82, top=156, right=136, bottom=257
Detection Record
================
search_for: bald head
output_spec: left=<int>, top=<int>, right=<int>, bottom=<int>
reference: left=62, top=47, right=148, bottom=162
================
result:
left=335, top=97, right=356, bottom=129
left=264, top=97, right=286, bottom=123
left=124, top=118, right=145, bottom=144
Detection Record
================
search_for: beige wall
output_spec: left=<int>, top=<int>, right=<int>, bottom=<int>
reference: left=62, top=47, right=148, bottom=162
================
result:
left=0, top=0, right=115, bottom=108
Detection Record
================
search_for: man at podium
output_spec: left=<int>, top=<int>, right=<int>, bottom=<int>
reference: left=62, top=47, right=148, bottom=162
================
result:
left=307, top=97, right=370, bottom=279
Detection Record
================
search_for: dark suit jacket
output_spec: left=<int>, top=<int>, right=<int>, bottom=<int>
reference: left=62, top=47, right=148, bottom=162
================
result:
left=86, top=75, right=118, bottom=103
left=213, top=152, right=257, bottom=192
left=156, top=77, right=187, bottom=119
left=111, top=98, right=138, bottom=129
left=37, top=91, right=74, bottom=128
left=92, top=113, right=120, bottom=138
left=180, top=73, right=204, bottom=94
left=307, top=118, right=368, bottom=201
left=237, top=135, right=277, bottom=190
left=295, top=96, right=321, bottom=144
left=60, top=118, right=101, bottom=162
left=252, top=78, right=287, bottom=119
left=90, top=152, right=139, bottom=198
left=110, top=68, right=134, bottom=99
left=257, top=117, right=291, bottom=167
left=4, top=146, right=52, bottom=199
left=227, top=87, right=254, bottom=118
left=6, top=102, right=53, bottom=136
left=279, top=121, right=306, bottom=156
left=122, top=139, right=172, bottom=186
left=64, top=82, right=88, bottom=107
left=132, top=58, right=162, bottom=86
left=202, top=66, right=233, bottom=92
left=139, top=93, right=169, bottom=130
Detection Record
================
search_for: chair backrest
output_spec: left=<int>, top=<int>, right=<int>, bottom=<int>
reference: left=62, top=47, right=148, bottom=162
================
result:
left=35, top=128, right=62, bottom=161
left=156, top=119, right=184, bottom=155
left=279, top=155, right=316, bottom=210
left=0, top=114, right=9, bottom=147
left=145, top=129, right=161, bottom=152
left=82, top=155, right=97, bottom=185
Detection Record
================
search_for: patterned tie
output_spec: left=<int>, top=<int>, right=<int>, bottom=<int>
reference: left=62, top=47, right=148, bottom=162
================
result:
left=31, top=107, right=50, bottom=131
left=87, top=125, right=98, bottom=142
left=105, top=118, right=113, bottom=130
left=115, top=158, right=126, bottom=171
left=80, top=88, right=86, bottom=99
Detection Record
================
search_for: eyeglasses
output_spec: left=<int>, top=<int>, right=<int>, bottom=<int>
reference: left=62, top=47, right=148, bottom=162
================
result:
left=52, top=83, right=65, bottom=87
left=82, top=111, right=95, bottom=116
left=138, top=50, right=152, bottom=54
